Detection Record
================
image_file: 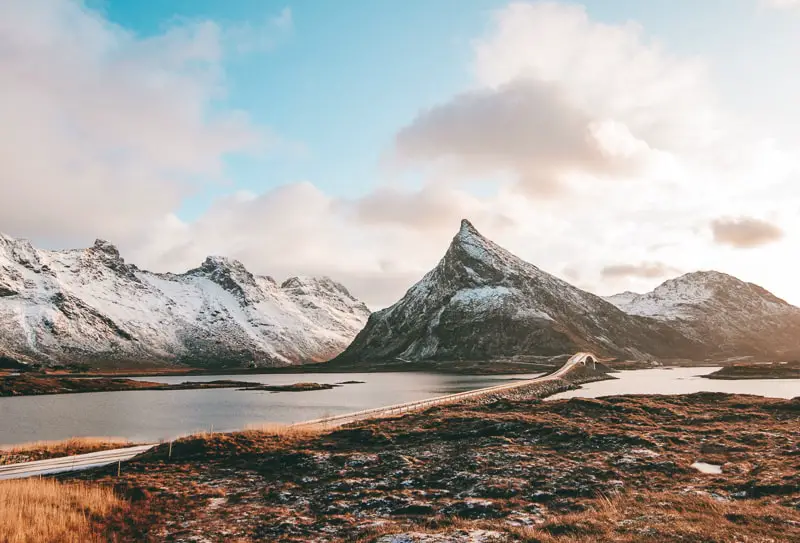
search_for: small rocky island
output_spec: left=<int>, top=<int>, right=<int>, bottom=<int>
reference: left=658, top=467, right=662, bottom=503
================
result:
left=0, top=374, right=262, bottom=397
left=241, top=382, right=341, bottom=393
left=703, top=361, right=800, bottom=380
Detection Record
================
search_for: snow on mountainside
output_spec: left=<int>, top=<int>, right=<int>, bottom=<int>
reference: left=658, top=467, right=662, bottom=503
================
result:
left=603, top=291, right=639, bottom=310
left=0, top=233, right=370, bottom=368
left=606, top=271, right=800, bottom=358
left=331, top=220, right=704, bottom=367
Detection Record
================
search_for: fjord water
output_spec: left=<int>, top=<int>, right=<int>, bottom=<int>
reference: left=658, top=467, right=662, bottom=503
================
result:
left=0, top=372, right=542, bottom=446
left=549, top=367, right=800, bottom=400
left=1, top=368, right=797, bottom=446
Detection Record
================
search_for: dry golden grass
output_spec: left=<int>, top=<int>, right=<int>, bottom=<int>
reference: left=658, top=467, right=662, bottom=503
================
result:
left=241, top=422, right=329, bottom=436
left=0, top=478, right=123, bottom=543
left=1, top=437, right=133, bottom=464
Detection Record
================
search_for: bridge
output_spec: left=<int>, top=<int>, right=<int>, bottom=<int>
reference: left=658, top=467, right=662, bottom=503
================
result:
left=0, top=352, right=599, bottom=480
left=290, top=351, right=598, bottom=429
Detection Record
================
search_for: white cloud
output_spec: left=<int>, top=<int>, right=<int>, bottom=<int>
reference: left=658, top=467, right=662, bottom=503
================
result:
left=392, top=79, right=651, bottom=196
left=0, top=0, right=273, bottom=244
left=391, top=1, right=719, bottom=198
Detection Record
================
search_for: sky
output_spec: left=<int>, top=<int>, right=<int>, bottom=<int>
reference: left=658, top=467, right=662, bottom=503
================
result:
left=2, top=0, right=800, bottom=309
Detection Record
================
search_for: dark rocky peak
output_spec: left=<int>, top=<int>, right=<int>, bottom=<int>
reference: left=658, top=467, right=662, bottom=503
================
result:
left=90, top=239, right=121, bottom=258
left=197, top=256, right=251, bottom=276
left=85, top=238, right=138, bottom=281
left=436, top=219, right=544, bottom=287
left=187, top=256, right=260, bottom=304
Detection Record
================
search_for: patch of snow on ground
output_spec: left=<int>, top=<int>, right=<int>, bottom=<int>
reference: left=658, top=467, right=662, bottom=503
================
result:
left=691, top=462, right=723, bottom=474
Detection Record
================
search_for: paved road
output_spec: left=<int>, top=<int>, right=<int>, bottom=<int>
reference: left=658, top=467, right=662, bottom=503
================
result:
left=0, top=444, right=155, bottom=480
left=0, top=352, right=596, bottom=480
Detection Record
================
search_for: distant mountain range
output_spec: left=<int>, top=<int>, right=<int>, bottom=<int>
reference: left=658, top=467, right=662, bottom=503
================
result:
left=331, top=220, right=800, bottom=367
left=3, top=222, right=799, bottom=369
left=0, top=234, right=369, bottom=368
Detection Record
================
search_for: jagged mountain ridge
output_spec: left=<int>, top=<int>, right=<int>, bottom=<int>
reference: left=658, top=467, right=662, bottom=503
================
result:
left=0, top=234, right=370, bottom=368
left=332, top=220, right=706, bottom=366
left=605, top=271, right=800, bottom=358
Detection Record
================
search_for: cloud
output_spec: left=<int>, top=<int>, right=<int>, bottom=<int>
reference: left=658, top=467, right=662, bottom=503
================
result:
left=472, top=2, right=716, bottom=152
left=390, top=2, right=716, bottom=196
left=392, top=79, right=649, bottom=196
left=601, top=262, right=681, bottom=280
left=711, top=217, right=784, bottom=248
left=352, top=184, right=515, bottom=231
left=0, top=0, right=272, bottom=245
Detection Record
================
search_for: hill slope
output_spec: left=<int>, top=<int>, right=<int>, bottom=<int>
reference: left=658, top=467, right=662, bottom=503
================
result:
left=605, top=271, right=800, bottom=358
left=0, top=234, right=370, bottom=368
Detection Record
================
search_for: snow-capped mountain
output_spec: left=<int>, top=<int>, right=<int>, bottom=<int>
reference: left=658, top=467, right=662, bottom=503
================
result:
left=0, top=234, right=370, bottom=368
left=331, top=220, right=704, bottom=366
left=605, top=271, right=800, bottom=358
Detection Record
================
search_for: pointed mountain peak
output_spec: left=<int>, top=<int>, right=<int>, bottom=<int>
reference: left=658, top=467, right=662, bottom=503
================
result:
left=90, top=239, right=120, bottom=257
left=456, top=218, right=485, bottom=242
left=201, top=255, right=246, bottom=272
left=451, top=219, right=493, bottom=252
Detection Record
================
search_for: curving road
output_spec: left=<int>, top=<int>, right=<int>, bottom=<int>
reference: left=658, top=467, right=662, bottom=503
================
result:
left=0, top=352, right=596, bottom=480
left=0, top=444, right=155, bottom=481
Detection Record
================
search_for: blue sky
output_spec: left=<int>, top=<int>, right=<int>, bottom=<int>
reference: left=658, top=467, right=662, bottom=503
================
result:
left=97, top=0, right=493, bottom=218
left=89, top=0, right=799, bottom=221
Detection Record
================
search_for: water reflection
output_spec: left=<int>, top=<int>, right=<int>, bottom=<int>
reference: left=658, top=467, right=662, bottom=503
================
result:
left=0, top=372, right=541, bottom=446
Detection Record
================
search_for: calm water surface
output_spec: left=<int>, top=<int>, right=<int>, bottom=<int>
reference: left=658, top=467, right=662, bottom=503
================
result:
left=549, top=367, right=800, bottom=400
left=0, top=372, right=541, bottom=445
left=2, top=367, right=797, bottom=446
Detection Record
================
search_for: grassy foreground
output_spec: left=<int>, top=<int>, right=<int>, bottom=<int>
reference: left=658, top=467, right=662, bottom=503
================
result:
left=45, top=391, right=796, bottom=542
left=0, top=478, right=123, bottom=543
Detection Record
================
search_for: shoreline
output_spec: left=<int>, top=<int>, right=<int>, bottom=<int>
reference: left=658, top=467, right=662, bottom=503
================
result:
left=4, top=355, right=766, bottom=379
left=0, top=375, right=266, bottom=398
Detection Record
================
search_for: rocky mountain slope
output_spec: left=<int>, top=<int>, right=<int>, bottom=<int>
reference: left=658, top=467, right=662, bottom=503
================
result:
left=605, top=271, right=800, bottom=359
left=331, top=220, right=705, bottom=367
left=0, top=234, right=370, bottom=368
